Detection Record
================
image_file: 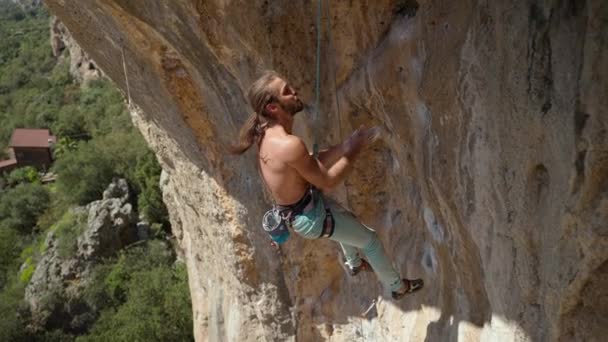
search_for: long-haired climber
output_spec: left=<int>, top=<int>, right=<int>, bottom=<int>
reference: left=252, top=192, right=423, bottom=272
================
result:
left=230, top=71, right=423, bottom=300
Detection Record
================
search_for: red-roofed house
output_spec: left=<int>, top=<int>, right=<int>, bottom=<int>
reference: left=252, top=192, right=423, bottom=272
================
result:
left=0, top=128, right=56, bottom=173
left=0, top=158, right=17, bottom=173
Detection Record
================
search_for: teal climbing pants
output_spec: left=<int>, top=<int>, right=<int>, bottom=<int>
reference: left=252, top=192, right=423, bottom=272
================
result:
left=291, top=191, right=404, bottom=292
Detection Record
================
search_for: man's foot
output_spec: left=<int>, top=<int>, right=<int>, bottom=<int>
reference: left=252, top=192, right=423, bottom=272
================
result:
left=347, top=259, right=373, bottom=276
left=391, top=278, right=424, bottom=300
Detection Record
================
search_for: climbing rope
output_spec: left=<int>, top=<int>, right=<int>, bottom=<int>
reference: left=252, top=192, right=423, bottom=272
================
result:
left=313, top=0, right=323, bottom=157
left=120, top=43, right=132, bottom=106
left=314, top=0, right=352, bottom=209
left=324, top=0, right=343, bottom=131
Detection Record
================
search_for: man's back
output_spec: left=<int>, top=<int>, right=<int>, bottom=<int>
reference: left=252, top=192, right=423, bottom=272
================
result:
left=258, top=126, right=309, bottom=205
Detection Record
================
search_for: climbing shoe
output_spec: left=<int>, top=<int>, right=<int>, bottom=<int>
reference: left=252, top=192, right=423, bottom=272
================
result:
left=347, top=259, right=373, bottom=276
left=391, top=278, right=424, bottom=300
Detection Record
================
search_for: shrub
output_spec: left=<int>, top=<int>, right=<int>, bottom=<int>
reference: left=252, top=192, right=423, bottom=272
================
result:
left=52, top=104, right=87, bottom=137
left=0, top=278, right=28, bottom=342
left=102, top=241, right=173, bottom=305
left=48, top=58, right=71, bottom=87
left=36, top=198, right=68, bottom=233
left=0, top=183, right=50, bottom=234
left=19, top=245, right=34, bottom=261
left=78, top=242, right=192, bottom=342
left=38, top=330, right=76, bottom=342
left=81, top=262, right=113, bottom=312
left=53, top=130, right=151, bottom=206
left=53, top=139, right=117, bottom=205
left=53, top=211, right=87, bottom=259
left=19, top=262, right=34, bottom=284
left=133, top=151, right=169, bottom=225
left=51, top=136, right=78, bottom=160
left=85, top=264, right=192, bottom=342
left=0, top=225, right=21, bottom=288
left=6, top=166, right=40, bottom=186
left=78, top=242, right=193, bottom=341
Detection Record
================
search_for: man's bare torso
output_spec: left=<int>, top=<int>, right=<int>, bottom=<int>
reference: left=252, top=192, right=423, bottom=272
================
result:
left=258, top=127, right=309, bottom=205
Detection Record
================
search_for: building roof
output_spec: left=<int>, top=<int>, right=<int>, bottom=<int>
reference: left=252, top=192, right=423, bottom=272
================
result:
left=0, top=158, right=17, bottom=169
left=9, top=128, right=56, bottom=148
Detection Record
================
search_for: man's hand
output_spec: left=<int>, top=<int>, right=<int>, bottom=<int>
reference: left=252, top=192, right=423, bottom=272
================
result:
left=344, top=125, right=381, bottom=157
left=284, top=127, right=380, bottom=191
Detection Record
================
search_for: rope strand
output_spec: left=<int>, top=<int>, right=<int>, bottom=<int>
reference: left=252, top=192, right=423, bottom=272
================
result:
left=325, top=2, right=342, bottom=125
left=322, top=0, right=352, bottom=210
left=120, top=44, right=132, bottom=105
left=313, top=0, right=324, bottom=157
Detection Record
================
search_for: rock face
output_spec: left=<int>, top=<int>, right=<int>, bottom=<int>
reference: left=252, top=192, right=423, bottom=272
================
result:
left=50, top=16, right=102, bottom=84
left=77, top=178, right=138, bottom=260
left=25, top=178, right=138, bottom=331
left=44, top=1, right=607, bottom=341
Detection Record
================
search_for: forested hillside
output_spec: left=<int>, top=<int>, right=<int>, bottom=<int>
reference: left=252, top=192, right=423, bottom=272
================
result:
left=0, top=2, right=193, bottom=341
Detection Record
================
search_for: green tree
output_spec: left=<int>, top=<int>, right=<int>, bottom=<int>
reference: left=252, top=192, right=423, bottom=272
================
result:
left=0, top=278, right=29, bottom=342
left=0, top=183, right=50, bottom=233
left=53, top=211, right=87, bottom=259
left=5, top=166, right=40, bottom=186
left=52, top=130, right=147, bottom=205
left=52, top=136, right=78, bottom=160
left=0, top=226, right=21, bottom=288
left=133, top=151, right=169, bottom=225
left=79, top=242, right=192, bottom=342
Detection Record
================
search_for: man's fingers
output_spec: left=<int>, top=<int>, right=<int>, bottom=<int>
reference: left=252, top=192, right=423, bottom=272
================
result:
left=362, top=126, right=381, bottom=142
left=368, top=127, right=381, bottom=142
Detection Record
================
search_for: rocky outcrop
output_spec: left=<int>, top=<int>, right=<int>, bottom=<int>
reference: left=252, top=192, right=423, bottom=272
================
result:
left=77, top=178, right=138, bottom=260
left=50, top=16, right=102, bottom=84
left=44, top=1, right=607, bottom=341
left=25, top=178, right=138, bottom=331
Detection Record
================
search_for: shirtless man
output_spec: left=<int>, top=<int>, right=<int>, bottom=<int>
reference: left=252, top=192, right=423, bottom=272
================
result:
left=230, top=71, right=423, bottom=299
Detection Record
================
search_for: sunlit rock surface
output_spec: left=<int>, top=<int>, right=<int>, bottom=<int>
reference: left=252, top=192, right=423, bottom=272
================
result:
left=45, top=1, right=607, bottom=341
left=50, top=16, right=102, bottom=83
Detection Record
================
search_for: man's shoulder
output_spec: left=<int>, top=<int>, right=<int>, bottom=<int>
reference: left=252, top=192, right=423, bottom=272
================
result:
left=274, top=134, right=308, bottom=162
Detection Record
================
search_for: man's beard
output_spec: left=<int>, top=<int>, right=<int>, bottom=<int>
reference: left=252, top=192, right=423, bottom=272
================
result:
left=279, top=98, right=304, bottom=116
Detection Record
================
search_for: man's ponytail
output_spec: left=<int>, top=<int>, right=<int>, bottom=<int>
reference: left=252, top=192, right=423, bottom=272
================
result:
left=229, top=70, right=281, bottom=155
left=228, top=113, right=261, bottom=155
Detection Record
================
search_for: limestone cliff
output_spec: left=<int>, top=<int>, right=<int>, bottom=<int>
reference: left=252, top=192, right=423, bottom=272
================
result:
left=50, top=16, right=102, bottom=83
left=44, top=1, right=607, bottom=341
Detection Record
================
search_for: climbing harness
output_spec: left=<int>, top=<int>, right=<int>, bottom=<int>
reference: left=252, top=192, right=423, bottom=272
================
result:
left=261, top=186, right=313, bottom=244
left=261, top=209, right=291, bottom=244
left=261, top=184, right=335, bottom=244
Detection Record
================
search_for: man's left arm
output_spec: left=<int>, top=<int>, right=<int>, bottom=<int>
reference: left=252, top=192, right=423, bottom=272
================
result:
left=313, top=143, right=345, bottom=168
left=313, top=126, right=380, bottom=168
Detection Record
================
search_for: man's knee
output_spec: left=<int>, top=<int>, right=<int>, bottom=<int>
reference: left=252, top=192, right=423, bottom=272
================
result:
left=363, top=230, right=381, bottom=251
